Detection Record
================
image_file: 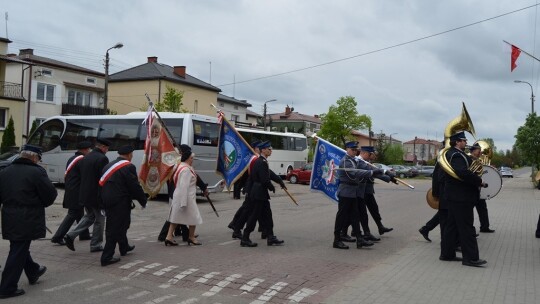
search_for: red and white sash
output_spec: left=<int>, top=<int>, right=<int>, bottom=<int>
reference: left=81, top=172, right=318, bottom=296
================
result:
left=64, top=155, right=84, bottom=177
left=173, top=164, right=196, bottom=187
left=99, top=160, right=131, bottom=186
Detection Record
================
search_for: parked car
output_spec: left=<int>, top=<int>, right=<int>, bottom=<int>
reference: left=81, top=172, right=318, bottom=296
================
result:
left=372, top=163, right=395, bottom=175
left=499, top=166, right=513, bottom=178
left=286, top=163, right=313, bottom=184
left=388, top=165, right=417, bottom=178
left=0, top=151, right=18, bottom=171
left=403, top=166, right=419, bottom=177
left=416, top=165, right=435, bottom=177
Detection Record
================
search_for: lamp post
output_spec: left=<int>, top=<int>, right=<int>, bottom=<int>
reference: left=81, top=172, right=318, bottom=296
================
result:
left=104, top=42, right=124, bottom=113
left=413, top=136, right=417, bottom=165
left=514, top=80, right=535, bottom=114
left=262, top=99, right=276, bottom=129
left=389, top=133, right=398, bottom=145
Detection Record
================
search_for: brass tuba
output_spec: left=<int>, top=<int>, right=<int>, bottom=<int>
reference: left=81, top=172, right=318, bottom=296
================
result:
left=475, top=140, right=493, bottom=165
left=438, top=102, right=476, bottom=181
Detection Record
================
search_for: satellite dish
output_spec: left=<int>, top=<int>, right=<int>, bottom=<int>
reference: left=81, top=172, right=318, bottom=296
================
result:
left=291, top=107, right=294, bottom=111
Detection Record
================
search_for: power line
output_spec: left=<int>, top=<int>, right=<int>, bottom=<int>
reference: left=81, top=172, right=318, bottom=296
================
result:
left=216, top=3, right=540, bottom=87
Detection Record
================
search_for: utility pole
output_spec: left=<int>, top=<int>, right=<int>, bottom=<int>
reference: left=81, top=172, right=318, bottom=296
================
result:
left=263, top=99, right=276, bottom=129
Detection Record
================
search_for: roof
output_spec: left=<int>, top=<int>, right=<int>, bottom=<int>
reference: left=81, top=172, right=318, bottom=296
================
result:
left=351, top=130, right=376, bottom=140
left=11, top=53, right=103, bottom=76
left=246, top=109, right=262, bottom=117
left=268, top=111, right=321, bottom=124
left=403, top=138, right=440, bottom=145
left=109, top=62, right=221, bottom=92
left=217, top=93, right=251, bottom=107
left=0, top=54, right=32, bottom=65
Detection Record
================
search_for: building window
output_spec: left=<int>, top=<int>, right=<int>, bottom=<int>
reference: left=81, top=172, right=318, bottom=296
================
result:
left=86, top=77, right=96, bottom=85
left=34, top=117, right=46, bottom=127
left=0, top=108, right=6, bottom=129
left=234, top=105, right=238, bottom=110
left=36, top=83, right=55, bottom=102
left=231, top=114, right=239, bottom=122
left=67, top=89, right=92, bottom=106
left=41, top=69, right=52, bottom=76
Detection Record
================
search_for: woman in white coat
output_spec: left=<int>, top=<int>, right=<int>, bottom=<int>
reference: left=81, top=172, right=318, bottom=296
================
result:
left=165, top=150, right=202, bottom=246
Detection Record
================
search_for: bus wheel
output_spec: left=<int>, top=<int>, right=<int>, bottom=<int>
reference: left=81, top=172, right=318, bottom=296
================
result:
left=289, top=175, right=298, bottom=184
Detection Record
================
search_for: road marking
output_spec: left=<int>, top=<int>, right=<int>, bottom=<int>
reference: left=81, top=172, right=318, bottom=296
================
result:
left=43, top=279, right=94, bottom=292
left=217, top=240, right=237, bottom=246
left=101, top=286, right=132, bottom=296
left=201, top=274, right=242, bottom=297
left=122, top=262, right=162, bottom=281
left=159, top=268, right=199, bottom=289
left=178, top=298, right=199, bottom=304
left=119, top=260, right=145, bottom=269
left=195, top=271, right=220, bottom=283
left=127, top=290, right=151, bottom=299
left=153, top=265, right=179, bottom=276
left=250, top=282, right=288, bottom=304
left=86, top=282, right=114, bottom=290
left=288, top=288, right=318, bottom=302
left=240, top=278, right=265, bottom=292
left=143, top=294, right=176, bottom=304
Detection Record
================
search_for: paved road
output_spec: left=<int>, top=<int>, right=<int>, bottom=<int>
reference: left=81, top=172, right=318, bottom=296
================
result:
left=0, top=168, right=538, bottom=303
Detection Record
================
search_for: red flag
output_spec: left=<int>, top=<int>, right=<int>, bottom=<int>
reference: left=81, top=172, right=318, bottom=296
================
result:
left=138, top=113, right=180, bottom=198
left=511, top=45, right=521, bottom=72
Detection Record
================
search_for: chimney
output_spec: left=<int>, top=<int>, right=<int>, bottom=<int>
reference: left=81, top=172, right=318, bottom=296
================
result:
left=314, top=114, right=319, bottom=119
left=19, top=48, right=34, bottom=56
left=147, top=56, right=158, bottom=63
left=173, top=66, right=186, bottom=78
left=285, top=105, right=291, bottom=115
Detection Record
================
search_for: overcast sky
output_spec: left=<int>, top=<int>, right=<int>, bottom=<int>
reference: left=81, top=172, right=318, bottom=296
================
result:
left=3, top=1, right=540, bottom=152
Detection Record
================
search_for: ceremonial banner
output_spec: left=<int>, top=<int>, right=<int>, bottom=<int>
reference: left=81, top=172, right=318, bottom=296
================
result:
left=216, top=115, right=255, bottom=190
left=139, top=110, right=180, bottom=197
left=310, top=137, right=345, bottom=203
left=511, top=44, right=521, bottom=72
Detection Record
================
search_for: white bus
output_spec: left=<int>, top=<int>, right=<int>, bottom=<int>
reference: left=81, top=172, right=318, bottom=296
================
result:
left=236, top=127, right=308, bottom=177
left=26, top=112, right=224, bottom=194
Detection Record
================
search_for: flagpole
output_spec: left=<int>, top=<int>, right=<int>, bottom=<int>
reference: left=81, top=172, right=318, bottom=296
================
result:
left=503, top=40, right=540, bottom=63
left=144, top=93, right=179, bottom=148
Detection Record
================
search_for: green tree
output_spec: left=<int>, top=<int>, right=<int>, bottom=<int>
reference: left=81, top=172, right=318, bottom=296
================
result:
left=154, top=86, right=186, bottom=113
left=318, top=96, right=372, bottom=146
left=515, top=113, right=540, bottom=170
left=1, top=116, right=16, bottom=154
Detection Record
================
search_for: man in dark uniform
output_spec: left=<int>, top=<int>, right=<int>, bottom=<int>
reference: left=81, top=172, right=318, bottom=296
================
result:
left=64, top=138, right=110, bottom=252
left=334, top=141, right=382, bottom=249
left=99, top=145, right=147, bottom=266
left=0, top=145, right=57, bottom=298
left=240, top=141, right=286, bottom=247
left=469, top=142, right=495, bottom=233
left=157, top=144, right=208, bottom=242
left=441, top=131, right=487, bottom=267
left=51, top=141, right=92, bottom=245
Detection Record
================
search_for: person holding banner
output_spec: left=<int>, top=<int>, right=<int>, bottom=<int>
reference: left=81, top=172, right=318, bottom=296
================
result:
left=165, top=149, right=203, bottom=246
left=99, top=145, right=147, bottom=266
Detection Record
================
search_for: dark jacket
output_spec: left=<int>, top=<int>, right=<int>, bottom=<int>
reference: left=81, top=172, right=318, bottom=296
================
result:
left=248, top=155, right=275, bottom=201
left=63, top=152, right=84, bottom=209
left=431, top=161, right=448, bottom=209
left=100, top=157, right=147, bottom=209
left=0, top=157, right=57, bottom=240
left=443, top=147, right=482, bottom=205
left=337, top=155, right=372, bottom=198
left=79, top=148, right=109, bottom=209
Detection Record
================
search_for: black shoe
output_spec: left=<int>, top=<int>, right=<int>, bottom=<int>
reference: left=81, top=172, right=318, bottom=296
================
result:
left=28, top=266, right=47, bottom=285
left=378, top=226, right=393, bottom=235
left=340, top=234, right=356, bottom=243
left=480, top=228, right=495, bottom=233
left=267, top=236, right=284, bottom=246
left=536, top=231, right=540, bottom=239
left=357, top=237, right=374, bottom=248
left=364, top=233, right=381, bottom=242
left=227, top=222, right=235, bottom=230
left=51, top=238, right=66, bottom=246
left=232, top=230, right=243, bottom=239
left=64, top=235, right=75, bottom=251
left=101, top=257, right=120, bottom=267
left=0, top=289, right=25, bottom=299
left=419, top=227, right=431, bottom=242
left=157, top=237, right=165, bottom=242
left=261, top=232, right=267, bottom=239
left=240, top=239, right=258, bottom=247
left=462, top=259, right=487, bottom=267
left=333, top=241, right=349, bottom=249
left=439, top=256, right=463, bottom=262
left=90, top=246, right=104, bottom=253
left=121, top=245, right=135, bottom=256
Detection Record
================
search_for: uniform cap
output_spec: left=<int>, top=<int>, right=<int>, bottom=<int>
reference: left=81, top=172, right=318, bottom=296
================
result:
left=345, top=141, right=359, bottom=149
left=360, top=146, right=375, bottom=153
left=449, top=131, right=467, bottom=141
left=22, top=144, right=42, bottom=156
left=258, top=140, right=272, bottom=150
left=96, top=138, right=112, bottom=146
left=76, top=141, right=92, bottom=149
left=118, top=145, right=134, bottom=155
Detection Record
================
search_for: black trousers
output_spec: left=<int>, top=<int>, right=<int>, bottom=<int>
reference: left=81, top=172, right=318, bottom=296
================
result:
left=342, top=196, right=369, bottom=235
left=364, top=193, right=383, bottom=224
left=335, top=196, right=362, bottom=241
left=243, top=199, right=273, bottom=238
left=443, top=202, right=479, bottom=261
left=0, top=240, right=40, bottom=295
left=233, top=182, right=242, bottom=199
left=158, top=221, right=187, bottom=240
left=230, top=196, right=252, bottom=231
left=475, top=199, right=490, bottom=230
left=424, top=211, right=440, bottom=231
left=52, top=208, right=90, bottom=241
left=101, top=204, right=131, bottom=262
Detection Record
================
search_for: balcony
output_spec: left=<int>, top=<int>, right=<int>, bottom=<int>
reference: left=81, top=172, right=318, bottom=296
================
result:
left=62, top=103, right=106, bottom=115
left=0, top=81, right=24, bottom=99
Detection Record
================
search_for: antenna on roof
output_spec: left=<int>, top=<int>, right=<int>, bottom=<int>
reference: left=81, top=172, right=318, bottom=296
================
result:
left=4, top=12, right=8, bottom=38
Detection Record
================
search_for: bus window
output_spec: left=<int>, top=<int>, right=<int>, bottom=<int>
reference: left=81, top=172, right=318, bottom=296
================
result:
left=161, top=118, right=184, bottom=145
left=64, top=119, right=101, bottom=150
left=98, top=119, right=143, bottom=151
left=193, top=120, right=218, bottom=146
left=27, top=119, right=64, bottom=152
left=295, top=137, right=307, bottom=151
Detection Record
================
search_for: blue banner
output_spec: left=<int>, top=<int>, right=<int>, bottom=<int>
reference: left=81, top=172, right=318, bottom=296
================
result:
left=216, top=117, right=255, bottom=190
left=310, top=137, right=345, bottom=203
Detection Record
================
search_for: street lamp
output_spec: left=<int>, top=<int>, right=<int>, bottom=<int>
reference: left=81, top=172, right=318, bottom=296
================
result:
left=413, top=136, right=417, bottom=165
left=514, top=80, right=535, bottom=114
left=104, top=42, right=124, bottom=113
left=263, top=99, right=276, bottom=129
